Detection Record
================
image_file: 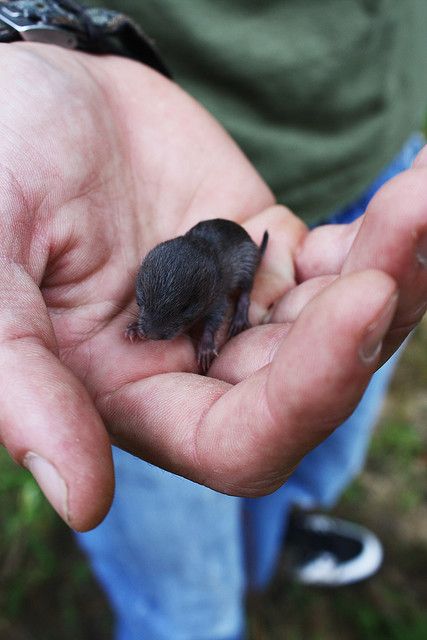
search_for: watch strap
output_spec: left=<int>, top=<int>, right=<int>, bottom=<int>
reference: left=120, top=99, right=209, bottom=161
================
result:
left=0, top=0, right=171, bottom=77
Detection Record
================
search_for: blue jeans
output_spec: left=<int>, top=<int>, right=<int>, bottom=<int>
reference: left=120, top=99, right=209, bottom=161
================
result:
left=77, top=133, right=424, bottom=640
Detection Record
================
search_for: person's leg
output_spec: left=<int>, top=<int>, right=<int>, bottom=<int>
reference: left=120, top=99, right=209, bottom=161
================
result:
left=77, top=448, right=245, bottom=640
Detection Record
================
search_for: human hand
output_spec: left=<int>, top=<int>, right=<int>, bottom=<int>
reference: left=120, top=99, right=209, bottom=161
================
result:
left=1, top=43, right=426, bottom=532
left=92, top=153, right=427, bottom=502
left=0, top=41, right=274, bottom=531
left=110, top=160, right=427, bottom=499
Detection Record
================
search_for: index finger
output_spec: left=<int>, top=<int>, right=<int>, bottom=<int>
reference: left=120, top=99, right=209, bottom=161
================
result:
left=342, top=163, right=427, bottom=359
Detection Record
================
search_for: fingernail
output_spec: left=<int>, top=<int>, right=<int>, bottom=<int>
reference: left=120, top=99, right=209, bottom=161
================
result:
left=23, top=452, right=70, bottom=525
left=359, top=293, right=398, bottom=364
left=416, top=232, right=427, bottom=267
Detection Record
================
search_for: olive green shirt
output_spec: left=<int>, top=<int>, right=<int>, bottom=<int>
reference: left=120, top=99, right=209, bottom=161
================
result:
left=96, top=0, right=427, bottom=224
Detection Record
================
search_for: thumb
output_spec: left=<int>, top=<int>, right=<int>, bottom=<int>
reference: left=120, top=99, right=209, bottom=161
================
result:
left=0, top=259, right=114, bottom=531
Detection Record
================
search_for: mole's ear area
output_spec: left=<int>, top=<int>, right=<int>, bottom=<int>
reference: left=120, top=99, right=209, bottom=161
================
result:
left=135, top=287, right=146, bottom=308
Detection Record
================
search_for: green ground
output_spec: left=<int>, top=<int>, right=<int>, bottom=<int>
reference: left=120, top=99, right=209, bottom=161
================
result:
left=1, top=322, right=426, bottom=640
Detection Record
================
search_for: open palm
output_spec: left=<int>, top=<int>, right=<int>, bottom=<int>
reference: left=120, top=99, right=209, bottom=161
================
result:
left=2, top=43, right=427, bottom=531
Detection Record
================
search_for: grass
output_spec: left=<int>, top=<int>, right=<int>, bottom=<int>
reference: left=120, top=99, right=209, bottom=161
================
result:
left=0, top=458, right=112, bottom=640
left=1, top=321, right=427, bottom=639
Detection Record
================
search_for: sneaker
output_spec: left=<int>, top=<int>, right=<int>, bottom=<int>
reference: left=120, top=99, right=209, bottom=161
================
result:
left=284, top=511, right=384, bottom=587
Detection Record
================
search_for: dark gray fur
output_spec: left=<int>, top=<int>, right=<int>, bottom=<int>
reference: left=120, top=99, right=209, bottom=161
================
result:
left=126, top=218, right=268, bottom=372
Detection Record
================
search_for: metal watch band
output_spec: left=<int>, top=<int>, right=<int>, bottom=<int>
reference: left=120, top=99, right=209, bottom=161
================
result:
left=0, top=0, right=171, bottom=78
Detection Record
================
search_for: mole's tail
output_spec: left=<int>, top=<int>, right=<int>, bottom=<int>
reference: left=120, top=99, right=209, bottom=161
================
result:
left=259, top=230, right=269, bottom=257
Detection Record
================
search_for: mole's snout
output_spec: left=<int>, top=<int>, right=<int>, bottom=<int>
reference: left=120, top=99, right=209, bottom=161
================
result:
left=149, top=331, right=169, bottom=340
left=143, top=325, right=179, bottom=341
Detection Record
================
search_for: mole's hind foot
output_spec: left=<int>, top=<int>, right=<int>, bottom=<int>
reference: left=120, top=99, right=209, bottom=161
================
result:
left=125, top=322, right=145, bottom=343
left=197, top=342, right=219, bottom=375
left=228, top=316, right=251, bottom=338
left=228, top=292, right=251, bottom=338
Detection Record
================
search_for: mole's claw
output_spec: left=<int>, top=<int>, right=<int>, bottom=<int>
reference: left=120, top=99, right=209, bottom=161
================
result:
left=228, top=318, right=251, bottom=338
left=125, top=322, right=144, bottom=342
left=197, top=345, right=218, bottom=374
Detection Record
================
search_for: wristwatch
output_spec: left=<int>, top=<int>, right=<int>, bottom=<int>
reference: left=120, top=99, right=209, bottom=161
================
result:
left=0, top=0, right=171, bottom=77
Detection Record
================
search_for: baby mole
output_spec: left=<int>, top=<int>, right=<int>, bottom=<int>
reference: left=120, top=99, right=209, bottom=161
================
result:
left=125, top=218, right=269, bottom=373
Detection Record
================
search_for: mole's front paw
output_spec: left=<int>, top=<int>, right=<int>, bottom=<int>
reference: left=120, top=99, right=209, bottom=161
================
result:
left=125, top=322, right=145, bottom=343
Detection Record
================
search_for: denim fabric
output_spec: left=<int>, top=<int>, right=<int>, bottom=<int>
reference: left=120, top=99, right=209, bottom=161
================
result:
left=77, top=133, right=424, bottom=640
left=80, top=459, right=244, bottom=640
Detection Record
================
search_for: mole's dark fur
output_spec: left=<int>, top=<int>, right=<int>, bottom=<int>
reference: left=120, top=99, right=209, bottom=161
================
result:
left=126, top=218, right=269, bottom=373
